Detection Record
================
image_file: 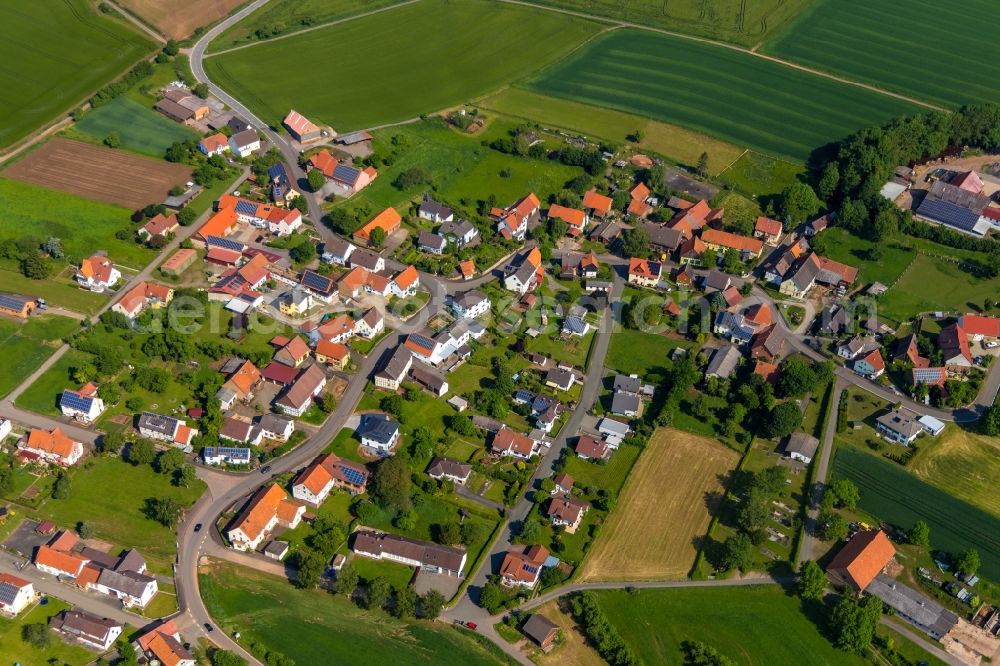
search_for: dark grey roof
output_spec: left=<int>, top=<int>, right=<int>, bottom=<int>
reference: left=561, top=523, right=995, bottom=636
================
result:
left=409, top=362, right=447, bottom=391
left=138, top=412, right=178, bottom=437
left=353, top=530, right=465, bottom=572
left=867, top=574, right=959, bottom=637
left=563, top=316, right=588, bottom=335
left=258, top=413, right=293, bottom=433
left=325, top=235, right=354, bottom=258
left=611, top=392, right=641, bottom=414
left=427, top=458, right=472, bottom=480
left=613, top=375, right=641, bottom=394
left=97, top=568, right=155, bottom=598
left=453, top=290, right=488, bottom=310
left=876, top=409, right=923, bottom=440
left=706, top=344, right=741, bottom=378
left=351, top=248, right=382, bottom=270
left=785, top=432, right=819, bottom=459
left=419, top=198, right=452, bottom=220
left=359, top=414, right=399, bottom=445
left=376, top=346, right=413, bottom=382
left=523, top=613, right=559, bottom=645
left=230, top=129, right=258, bottom=148
left=546, top=367, right=575, bottom=389
left=704, top=270, right=731, bottom=292
left=417, top=230, right=447, bottom=250
left=50, top=610, right=121, bottom=643
left=439, top=218, right=476, bottom=238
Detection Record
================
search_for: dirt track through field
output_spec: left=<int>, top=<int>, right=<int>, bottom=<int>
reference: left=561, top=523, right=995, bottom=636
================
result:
left=579, top=428, right=738, bottom=581
left=3, top=138, right=191, bottom=209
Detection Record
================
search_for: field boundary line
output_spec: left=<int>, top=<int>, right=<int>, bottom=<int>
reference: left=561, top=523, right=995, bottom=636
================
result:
left=102, top=0, right=168, bottom=43
left=493, top=0, right=945, bottom=112
left=717, top=148, right=749, bottom=179
left=204, top=0, right=423, bottom=57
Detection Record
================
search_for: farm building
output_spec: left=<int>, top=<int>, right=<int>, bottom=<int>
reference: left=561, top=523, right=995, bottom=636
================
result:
left=160, top=249, right=196, bottom=276
left=0, top=293, right=36, bottom=318
left=352, top=530, right=466, bottom=577
left=826, top=529, right=895, bottom=593
left=283, top=109, right=324, bottom=143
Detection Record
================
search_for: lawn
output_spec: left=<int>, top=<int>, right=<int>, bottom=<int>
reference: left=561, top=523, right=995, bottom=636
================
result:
left=203, top=0, right=602, bottom=131
left=0, top=314, right=79, bottom=399
left=761, top=0, right=1000, bottom=107
left=0, top=264, right=108, bottom=315
left=908, top=427, right=1000, bottom=519
left=525, top=329, right=595, bottom=370
left=68, top=96, right=199, bottom=158
left=33, top=457, right=206, bottom=572
left=879, top=253, right=1000, bottom=323
left=0, top=0, right=154, bottom=149
left=718, top=150, right=807, bottom=198
left=199, top=561, right=507, bottom=665
left=832, top=446, right=1000, bottom=580
left=208, top=0, right=402, bottom=52
left=563, top=443, right=641, bottom=496
left=15, top=348, right=89, bottom=416
left=593, top=586, right=862, bottom=665
left=0, top=597, right=94, bottom=665
left=579, top=428, right=739, bottom=581
left=526, top=29, right=919, bottom=162
left=606, top=328, right=694, bottom=377
left=350, top=554, right=415, bottom=590
left=812, top=228, right=915, bottom=287
left=477, top=88, right=743, bottom=175
left=528, top=0, right=811, bottom=47
left=0, top=178, right=155, bottom=268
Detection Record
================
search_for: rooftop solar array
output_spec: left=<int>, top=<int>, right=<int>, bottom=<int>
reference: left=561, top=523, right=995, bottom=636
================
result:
left=0, top=581, right=20, bottom=605
left=332, top=164, right=360, bottom=182
left=339, top=466, right=367, bottom=485
left=917, top=199, right=984, bottom=234
left=913, top=368, right=945, bottom=383
left=60, top=390, right=95, bottom=412
left=235, top=200, right=259, bottom=216
left=268, top=164, right=287, bottom=180
left=300, top=270, right=333, bottom=292
left=207, top=235, right=246, bottom=252
left=408, top=333, right=436, bottom=350
left=204, top=447, right=251, bottom=458
left=0, top=294, right=31, bottom=310
left=523, top=564, right=539, bottom=575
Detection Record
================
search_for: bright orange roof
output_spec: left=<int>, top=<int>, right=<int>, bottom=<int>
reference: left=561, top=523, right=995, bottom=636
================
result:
left=338, top=266, right=369, bottom=293
left=198, top=206, right=238, bottom=241
left=492, top=429, right=534, bottom=456
left=394, top=265, right=419, bottom=290
left=459, top=259, right=475, bottom=277
left=525, top=247, right=542, bottom=269
left=295, top=458, right=334, bottom=495
left=227, top=360, right=261, bottom=395
left=701, top=228, right=764, bottom=254
left=138, top=620, right=181, bottom=650
left=862, top=349, right=885, bottom=372
left=513, top=193, right=540, bottom=218
left=0, top=572, right=30, bottom=589
left=355, top=208, right=401, bottom=241
left=276, top=497, right=302, bottom=524
left=630, top=182, right=649, bottom=201
left=316, top=339, right=350, bottom=361
left=547, top=204, right=587, bottom=228
left=282, top=336, right=310, bottom=361
left=49, top=529, right=78, bottom=552
left=755, top=215, right=783, bottom=236
left=232, top=484, right=288, bottom=543
left=960, top=314, right=1000, bottom=337
left=26, top=428, right=78, bottom=459
left=34, top=545, right=87, bottom=577
left=162, top=248, right=195, bottom=272
left=318, top=314, right=353, bottom=340
left=627, top=199, right=651, bottom=217
left=201, top=133, right=229, bottom=153
left=147, top=633, right=185, bottom=666
left=628, top=257, right=660, bottom=278
left=827, top=530, right=896, bottom=592
left=284, top=109, right=320, bottom=136
left=308, top=149, right=337, bottom=178
left=76, top=563, right=101, bottom=588
left=745, top=303, right=772, bottom=326
left=582, top=190, right=613, bottom=214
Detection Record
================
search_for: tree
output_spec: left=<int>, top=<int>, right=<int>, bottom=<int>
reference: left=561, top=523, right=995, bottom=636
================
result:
left=369, top=226, right=386, bottom=249
left=908, top=520, right=930, bottom=547
left=394, top=585, right=417, bottom=619
left=817, top=162, right=840, bottom=201
left=372, top=456, right=411, bottom=511
left=21, top=623, right=51, bottom=649
left=192, top=82, right=209, bottom=98
left=176, top=464, right=197, bottom=488
left=97, top=383, right=121, bottom=405
left=104, top=132, right=120, bottom=148
left=696, top=152, right=710, bottom=177
left=981, top=401, right=1000, bottom=436
left=776, top=358, right=819, bottom=398
left=479, top=581, right=506, bottom=614
left=336, top=564, right=359, bottom=596
left=307, top=168, right=325, bottom=191
left=762, top=402, right=802, bottom=439
left=420, top=589, right=445, bottom=619
left=779, top=182, right=821, bottom=222
left=21, top=251, right=52, bottom=279
left=211, top=650, right=248, bottom=666
left=125, top=396, right=144, bottom=412
left=681, top=640, right=735, bottom=666
left=719, top=533, right=754, bottom=572
left=797, top=560, right=827, bottom=600
left=43, top=237, right=64, bottom=259
left=293, top=548, right=324, bottom=589
left=289, top=238, right=316, bottom=264
left=826, top=478, right=860, bottom=510
left=76, top=521, right=94, bottom=539
left=147, top=496, right=181, bottom=528
left=619, top=227, right=650, bottom=258
left=127, top=440, right=156, bottom=466
left=460, top=521, right=487, bottom=546
left=436, top=521, right=461, bottom=545
left=831, top=596, right=881, bottom=653
left=163, top=39, right=180, bottom=56
left=156, top=447, right=186, bottom=475
left=957, top=549, right=981, bottom=577
left=365, top=576, right=392, bottom=610
left=51, top=470, right=71, bottom=500
left=380, top=394, right=404, bottom=418
left=816, top=508, right=848, bottom=542
left=737, top=488, right=769, bottom=535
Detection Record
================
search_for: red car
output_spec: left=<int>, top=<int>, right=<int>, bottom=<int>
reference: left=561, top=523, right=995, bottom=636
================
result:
left=466, top=622, right=477, bottom=631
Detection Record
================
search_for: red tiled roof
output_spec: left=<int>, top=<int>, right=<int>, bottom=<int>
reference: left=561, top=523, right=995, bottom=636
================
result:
left=26, top=428, right=78, bottom=460
left=827, top=530, right=895, bottom=592
left=754, top=215, right=783, bottom=236
left=316, top=339, right=349, bottom=362
left=355, top=208, right=401, bottom=242
left=745, top=303, right=772, bottom=326
left=512, top=193, right=540, bottom=219
left=701, top=228, right=764, bottom=254
left=394, top=265, right=419, bottom=290
left=308, top=149, right=337, bottom=178
left=284, top=109, right=320, bottom=136
left=575, top=434, right=607, bottom=459
left=959, top=314, right=1000, bottom=338
left=816, top=256, right=859, bottom=284
left=34, top=545, right=87, bottom=577
left=582, top=190, right=612, bottom=215
left=628, top=257, right=660, bottom=279
left=200, top=133, right=229, bottom=153
left=548, top=204, right=587, bottom=229
left=630, top=183, right=649, bottom=201
left=459, top=260, right=475, bottom=278
left=492, top=429, right=535, bottom=457
left=861, top=349, right=885, bottom=372
left=260, top=362, right=300, bottom=385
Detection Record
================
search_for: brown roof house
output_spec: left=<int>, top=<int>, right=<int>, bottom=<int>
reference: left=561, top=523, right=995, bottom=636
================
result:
left=353, top=530, right=466, bottom=576
left=499, top=544, right=549, bottom=588
left=827, top=530, right=896, bottom=593
left=546, top=495, right=589, bottom=533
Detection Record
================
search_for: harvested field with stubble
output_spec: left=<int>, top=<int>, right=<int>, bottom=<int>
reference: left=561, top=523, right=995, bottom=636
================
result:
left=115, top=0, right=247, bottom=39
left=3, top=139, right=191, bottom=209
left=579, top=428, right=738, bottom=581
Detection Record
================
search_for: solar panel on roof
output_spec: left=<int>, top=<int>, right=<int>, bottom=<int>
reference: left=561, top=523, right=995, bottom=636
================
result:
left=235, top=200, right=259, bottom=216
left=917, top=199, right=982, bottom=233
left=0, top=581, right=19, bottom=605
left=332, top=164, right=360, bottom=182
left=207, top=235, right=246, bottom=252
left=523, top=565, right=538, bottom=575
left=0, top=294, right=29, bottom=310
left=60, top=391, right=94, bottom=412
left=340, top=466, right=367, bottom=485
left=301, top=270, right=333, bottom=292
left=409, top=333, right=435, bottom=348
left=268, top=164, right=287, bottom=179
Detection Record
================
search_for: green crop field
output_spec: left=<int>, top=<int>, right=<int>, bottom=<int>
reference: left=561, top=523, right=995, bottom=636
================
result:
left=0, top=178, right=153, bottom=268
left=208, top=0, right=402, bottom=52
left=528, top=0, right=812, bottom=46
left=204, top=0, right=601, bottom=131
left=200, top=562, right=506, bottom=665
left=0, top=315, right=79, bottom=399
left=68, top=96, right=199, bottom=158
left=594, top=586, right=861, bottom=665
left=0, top=0, right=153, bottom=149
left=526, top=29, right=919, bottom=162
left=762, top=0, right=1000, bottom=107
left=833, top=447, right=1000, bottom=580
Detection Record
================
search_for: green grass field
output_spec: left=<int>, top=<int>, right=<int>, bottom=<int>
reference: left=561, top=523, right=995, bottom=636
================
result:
left=879, top=253, right=1000, bottom=323
left=909, top=427, right=1000, bottom=520
left=607, top=328, right=694, bottom=377
left=762, top=0, right=1000, bottom=107
left=0, top=598, right=93, bottom=665
left=0, top=178, right=154, bottom=268
left=0, top=0, right=153, bottom=149
left=15, top=348, right=89, bottom=416
left=813, top=228, right=915, bottom=287
left=0, top=263, right=108, bottom=315
left=594, top=586, right=860, bottom=665
left=204, top=0, right=601, bottom=131
left=68, top=96, right=199, bottom=158
left=563, top=443, right=641, bottom=495
left=833, top=446, right=1000, bottom=580
left=526, top=29, right=919, bottom=162
left=477, top=88, right=744, bottom=175
left=200, top=561, right=506, bottom=665
left=718, top=151, right=807, bottom=198
left=0, top=315, right=79, bottom=398
left=208, top=0, right=402, bottom=52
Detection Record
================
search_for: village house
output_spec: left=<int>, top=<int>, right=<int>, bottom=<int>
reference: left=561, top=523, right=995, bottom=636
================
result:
left=0, top=573, right=36, bottom=615
left=274, top=363, right=327, bottom=417
left=198, top=133, right=229, bottom=157
left=315, top=339, right=351, bottom=371
left=353, top=208, right=401, bottom=246
left=229, top=128, right=261, bottom=157
left=227, top=483, right=305, bottom=552
left=50, top=610, right=123, bottom=651
left=778, top=252, right=858, bottom=299
left=560, top=250, right=600, bottom=280
left=393, top=265, right=420, bottom=298
left=785, top=432, right=819, bottom=464
left=417, top=230, right=447, bottom=255
left=139, top=212, right=180, bottom=241
left=216, top=358, right=262, bottom=409
left=705, top=344, right=742, bottom=380
left=418, top=197, right=453, bottom=224
left=852, top=348, right=886, bottom=379
left=499, top=544, right=549, bottom=588
left=219, top=417, right=263, bottom=447
left=459, top=259, right=476, bottom=280
left=493, top=193, right=540, bottom=241
left=627, top=257, right=662, bottom=288
left=293, top=453, right=369, bottom=505
left=439, top=218, right=479, bottom=247
left=353, top=306, right=384, bottom=340
left=112, top=281, right=173, bottom=320
left=409, top=362, right=449, bottom=396
left=322, top=236, right=356, bottom=265
left=491, top=428, right=538, bottom=460
left=582, top=190, right=613, bottom=219
left=875, top=409, right=924, bottom=446
left=279, top=288, right=312, bottom=317
left=826, top=529, right=896, bottom=593
left=598, top=418, right=630, bottom=447
left=137, top=412, right=197, bottom=451
left=18, top=428, right=84, bottom=466
left=76, top=254, right=120, bottom=291
left=374, top=346, right=413, bottom=390
left=523, top=614, right=560, bottom=651
left=939, top=323, right=973, bottom=369
left=135, top=620, right=195, bottom=666
left=451, top=290, right=491, bottom=319
left=59, top=383, right=105, bottom=423
left=503, top=247, right=543, bottom=295
left=749, top=324, right=787, bottom=362
left=259, top=413, right=294, bottom=442
left=353, top=530, right=466, bottom=577
left=546, top=495, right=589, bottom=533
left=358, top=414, right=400, bottom=455
left=700, top=228, right=765, bottom=260
left=202, top=446, right=252, bottom=466
left=547, top=203, right=589, bottom=237
left=545, top=367, right=577, bottom=392
left=753, top=216, right=783, bottom=244
left=427, top=458, right=472, bottom=485
left=272, top=335, right=311, bottom=367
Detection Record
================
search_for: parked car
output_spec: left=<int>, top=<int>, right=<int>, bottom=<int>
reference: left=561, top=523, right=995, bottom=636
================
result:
left=260, top=465, right=272, bottom=475
left=194, top=523, right=202, bottom=533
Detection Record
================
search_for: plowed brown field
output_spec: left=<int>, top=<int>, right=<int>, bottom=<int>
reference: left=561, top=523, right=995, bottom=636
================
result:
left=116, top=0, right=247, bottom=39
